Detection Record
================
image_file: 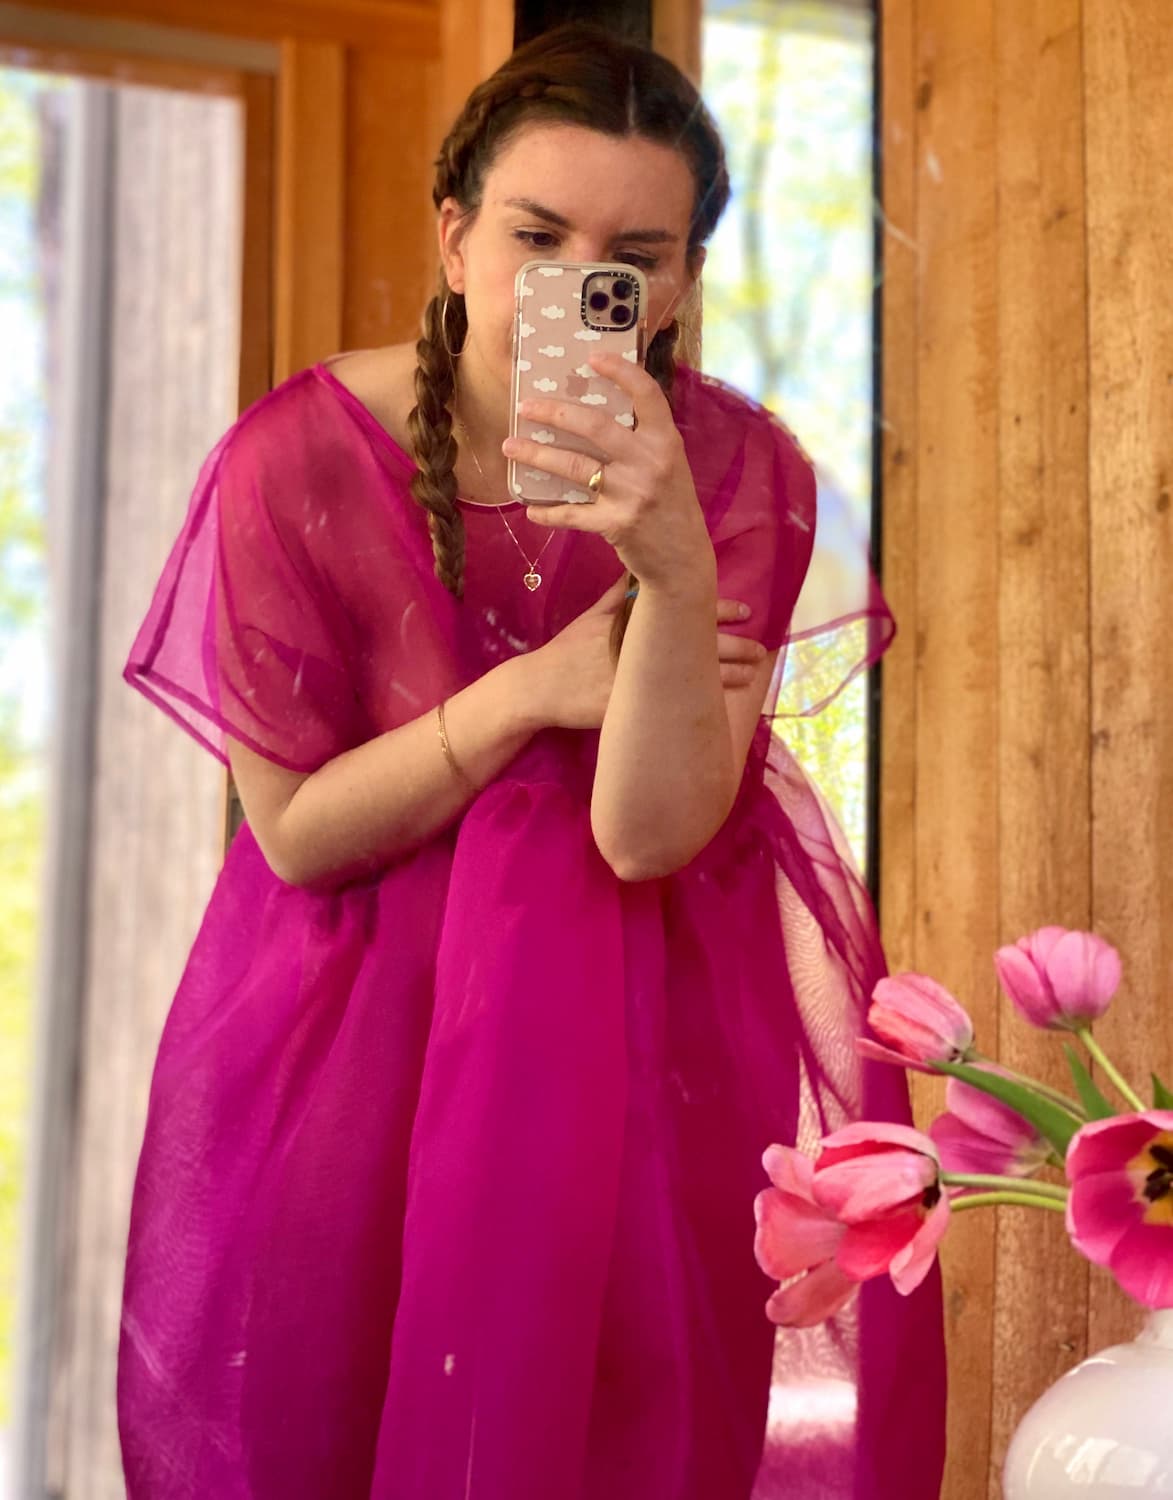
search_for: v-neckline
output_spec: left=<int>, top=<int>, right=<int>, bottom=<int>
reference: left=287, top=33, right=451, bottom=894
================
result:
left=313, top=360, right=526, bottom=513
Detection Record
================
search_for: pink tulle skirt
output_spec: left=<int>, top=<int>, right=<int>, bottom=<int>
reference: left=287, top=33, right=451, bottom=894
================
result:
left=117, top=725, right=944, bottom=1499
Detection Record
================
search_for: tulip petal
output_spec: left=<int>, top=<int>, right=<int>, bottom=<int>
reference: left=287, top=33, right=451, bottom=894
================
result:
left=762, top=1144, right=817, bottom=1202
left=1067, top=1113, right=1173, bottom=1179
left=836, top=1211, right=920, bottom=1281
left=889, top=1194, right=951, bottom=1295
left=1065, top=1170, right=1138, bottom=1264
left=930, top=1112, right=1035, bottom=1178
left=765, top=1261, right=859, bottom=1328
left=1024, top=927, right=1069, bottom=968
left=1045, top=931, right=1121, bottom=1022
left=1107, top=1221, right=1173, bottom=1308
left=754, top=1186, right=844, bottom=1279
left=817, top=1120, right=940, bottom=1165
left=944, top=1076, right=1037, bottom=1149
left=855, top=1038, right=941, bottom=1076
left=995, top=945, right=1057, bottom=1028
left=814, top=1150, right=938, bottom=1223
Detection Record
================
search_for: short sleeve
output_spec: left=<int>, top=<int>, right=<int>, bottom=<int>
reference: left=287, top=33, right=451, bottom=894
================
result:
left=125, top=394, right=366, bottom=773
left=677, top=367, right=894, bottom=717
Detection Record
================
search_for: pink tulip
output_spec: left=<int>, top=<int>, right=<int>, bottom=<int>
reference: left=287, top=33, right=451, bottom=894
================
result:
left=1065, top=1110, right=1173, bottom=1308
left=929, top=1074, right=1051, bottom=1179
left=754, top=1146, right=857, bottom=1327
left=812, top=1123, right=950, bottom=1294
left=754, top=1125, right=951, bottom=1326
left=994, top=927, right=1122, bottom=1031
left=856, top=973, right=975, bottom=1072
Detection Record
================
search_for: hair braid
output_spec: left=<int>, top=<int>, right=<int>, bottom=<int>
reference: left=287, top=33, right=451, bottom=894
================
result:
left=408, top=288, right=467, bottom=597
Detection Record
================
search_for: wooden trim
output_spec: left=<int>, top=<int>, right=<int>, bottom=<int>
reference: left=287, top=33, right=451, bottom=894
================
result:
left=344, top=47, right=439, bottom=349
left=274, top=38, right=345, bottom=378
left=652, top=0, right=700, bottom=81
left=8, top=0, right=440, bottom=52
left=239, top=71, right=276, bottom=406
left=438, top=0, right=512, bottom=134
left=0, top=39, right=253, bottom=91
left=0, top=1, right=277, bottom=80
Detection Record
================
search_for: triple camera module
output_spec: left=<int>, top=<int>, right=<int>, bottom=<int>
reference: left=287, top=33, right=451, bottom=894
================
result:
left=581, top=269, right=640, bottom=331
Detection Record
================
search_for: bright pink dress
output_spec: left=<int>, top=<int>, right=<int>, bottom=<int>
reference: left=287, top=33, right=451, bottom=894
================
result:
left=118, top=361, right=945, bottom=1499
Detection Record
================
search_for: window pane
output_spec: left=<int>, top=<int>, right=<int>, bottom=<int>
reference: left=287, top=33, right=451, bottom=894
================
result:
left=701, top=1, right=875, bottom=870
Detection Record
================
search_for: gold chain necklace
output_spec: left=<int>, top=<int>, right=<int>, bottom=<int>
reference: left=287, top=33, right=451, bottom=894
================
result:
left=453, top=414, right=555, bottom=592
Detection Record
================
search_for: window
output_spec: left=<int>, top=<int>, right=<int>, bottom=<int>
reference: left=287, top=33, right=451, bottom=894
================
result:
left=701, top=0, right=877, bottom=871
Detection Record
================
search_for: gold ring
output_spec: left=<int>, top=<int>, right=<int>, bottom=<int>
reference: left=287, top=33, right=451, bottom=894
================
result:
left=587, top=465, right=605, bottom=496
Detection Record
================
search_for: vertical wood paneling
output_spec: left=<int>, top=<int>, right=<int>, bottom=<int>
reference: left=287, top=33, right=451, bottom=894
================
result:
left=274, top=38, right=345, bottom=377
left=908, top=1, right=1001, bottom=1491
left=990, top=0, right=1091, bottom=1483
left=344, top=48, right=439, bottom=350
left=1084, top=0, right=1173, bottom=1354
left=883, top=0, right=1173, bottom=1492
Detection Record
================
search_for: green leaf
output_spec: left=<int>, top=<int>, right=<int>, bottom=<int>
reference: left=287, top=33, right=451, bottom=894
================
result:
left=1153, top=1073, right=1173, bottom=1110
left=1063, top=1045, right=1117, bottom=1120
left=931, top=1060, right=1082, bottom=1158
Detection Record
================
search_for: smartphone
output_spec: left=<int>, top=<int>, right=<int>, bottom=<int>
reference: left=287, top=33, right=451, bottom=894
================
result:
left=508, top=260, right=648, bottom=505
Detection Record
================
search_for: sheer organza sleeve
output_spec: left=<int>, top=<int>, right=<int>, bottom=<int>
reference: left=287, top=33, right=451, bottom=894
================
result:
left=125, top=405, right=365, bottom=773
left=680, top=369, right=894, bottom=718
left=698, top=403, right=818, bottom=654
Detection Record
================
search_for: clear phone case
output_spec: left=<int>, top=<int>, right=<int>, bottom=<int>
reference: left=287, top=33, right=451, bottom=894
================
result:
left=508, top=261, right=648, bottom=505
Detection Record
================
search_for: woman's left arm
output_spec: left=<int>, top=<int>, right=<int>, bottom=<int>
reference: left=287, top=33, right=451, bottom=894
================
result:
left=592, top=578, right=778, bottom=880
left=505, top=353, right=779, bottom=882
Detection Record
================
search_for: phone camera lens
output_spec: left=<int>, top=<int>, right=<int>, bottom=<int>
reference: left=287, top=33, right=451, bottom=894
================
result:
left=589, top=290, right=610, bottom=311
left=610, top=305, right=632, bottom=326
left=611, top=280, right=633, bottom=301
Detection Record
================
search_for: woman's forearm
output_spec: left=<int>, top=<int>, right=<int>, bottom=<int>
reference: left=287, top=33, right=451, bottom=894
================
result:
left=266, top=655, right=539, bottom=887
left=590, top=567, right=737, bottom=882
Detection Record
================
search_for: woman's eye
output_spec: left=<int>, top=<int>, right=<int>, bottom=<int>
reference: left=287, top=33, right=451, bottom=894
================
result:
left=515, top=230, right=560, bottom=251
left=616, top=252, right=656, bottom=272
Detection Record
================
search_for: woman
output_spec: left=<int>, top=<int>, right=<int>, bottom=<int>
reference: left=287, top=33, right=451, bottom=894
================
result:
left=118, top=23, right=945, bottom=1499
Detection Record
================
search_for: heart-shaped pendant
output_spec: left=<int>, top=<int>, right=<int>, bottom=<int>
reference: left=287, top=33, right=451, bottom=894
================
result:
left=523, top=571, right=542, bottom=592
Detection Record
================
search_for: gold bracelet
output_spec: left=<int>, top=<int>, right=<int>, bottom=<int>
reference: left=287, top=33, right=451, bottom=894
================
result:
left=437, top=699, right=478, bottom=794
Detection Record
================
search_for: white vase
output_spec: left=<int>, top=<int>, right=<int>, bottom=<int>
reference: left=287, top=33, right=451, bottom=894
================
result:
left=1002, top=1308, right=1173, bottom=1496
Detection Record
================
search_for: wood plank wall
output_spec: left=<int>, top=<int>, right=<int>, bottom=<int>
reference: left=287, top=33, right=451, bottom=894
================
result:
left=880, top=1, right=1173, bottom=1495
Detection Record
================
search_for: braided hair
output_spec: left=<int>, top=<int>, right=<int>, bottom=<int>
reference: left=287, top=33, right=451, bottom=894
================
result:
left=409, top=22, right=730, bottom=643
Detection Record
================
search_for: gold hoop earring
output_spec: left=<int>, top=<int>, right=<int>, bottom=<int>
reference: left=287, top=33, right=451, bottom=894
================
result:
left=440, top=294, right=464, bottom=360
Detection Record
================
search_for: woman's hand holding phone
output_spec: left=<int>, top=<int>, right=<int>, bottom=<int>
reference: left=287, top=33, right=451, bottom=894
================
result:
left=503, top=351, right=717, bottom=602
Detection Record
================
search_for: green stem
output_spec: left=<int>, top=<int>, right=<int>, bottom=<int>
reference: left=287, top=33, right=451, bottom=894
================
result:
left=943, top=1172, right=1068, bottom=1201
left=970, top=1051, right=1086, bottom=1118
left=949, top=1191, right=1068, bottom=1214
left=1075, top=1028, right=1146, bottom=1112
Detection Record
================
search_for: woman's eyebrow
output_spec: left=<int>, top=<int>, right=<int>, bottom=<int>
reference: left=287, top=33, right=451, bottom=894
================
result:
left=503, top=196, right=679, bottom=244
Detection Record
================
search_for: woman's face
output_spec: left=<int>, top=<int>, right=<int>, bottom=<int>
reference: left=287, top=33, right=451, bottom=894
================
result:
left=439, top=122, right=701, bottom=401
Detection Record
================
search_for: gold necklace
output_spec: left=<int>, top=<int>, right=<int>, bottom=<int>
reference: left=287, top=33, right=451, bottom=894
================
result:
left=454, top=414, right=555, bottom=592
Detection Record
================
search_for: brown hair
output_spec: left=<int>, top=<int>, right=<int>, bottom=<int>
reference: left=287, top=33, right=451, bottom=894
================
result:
left=407, top=23, right=730, bottom=647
